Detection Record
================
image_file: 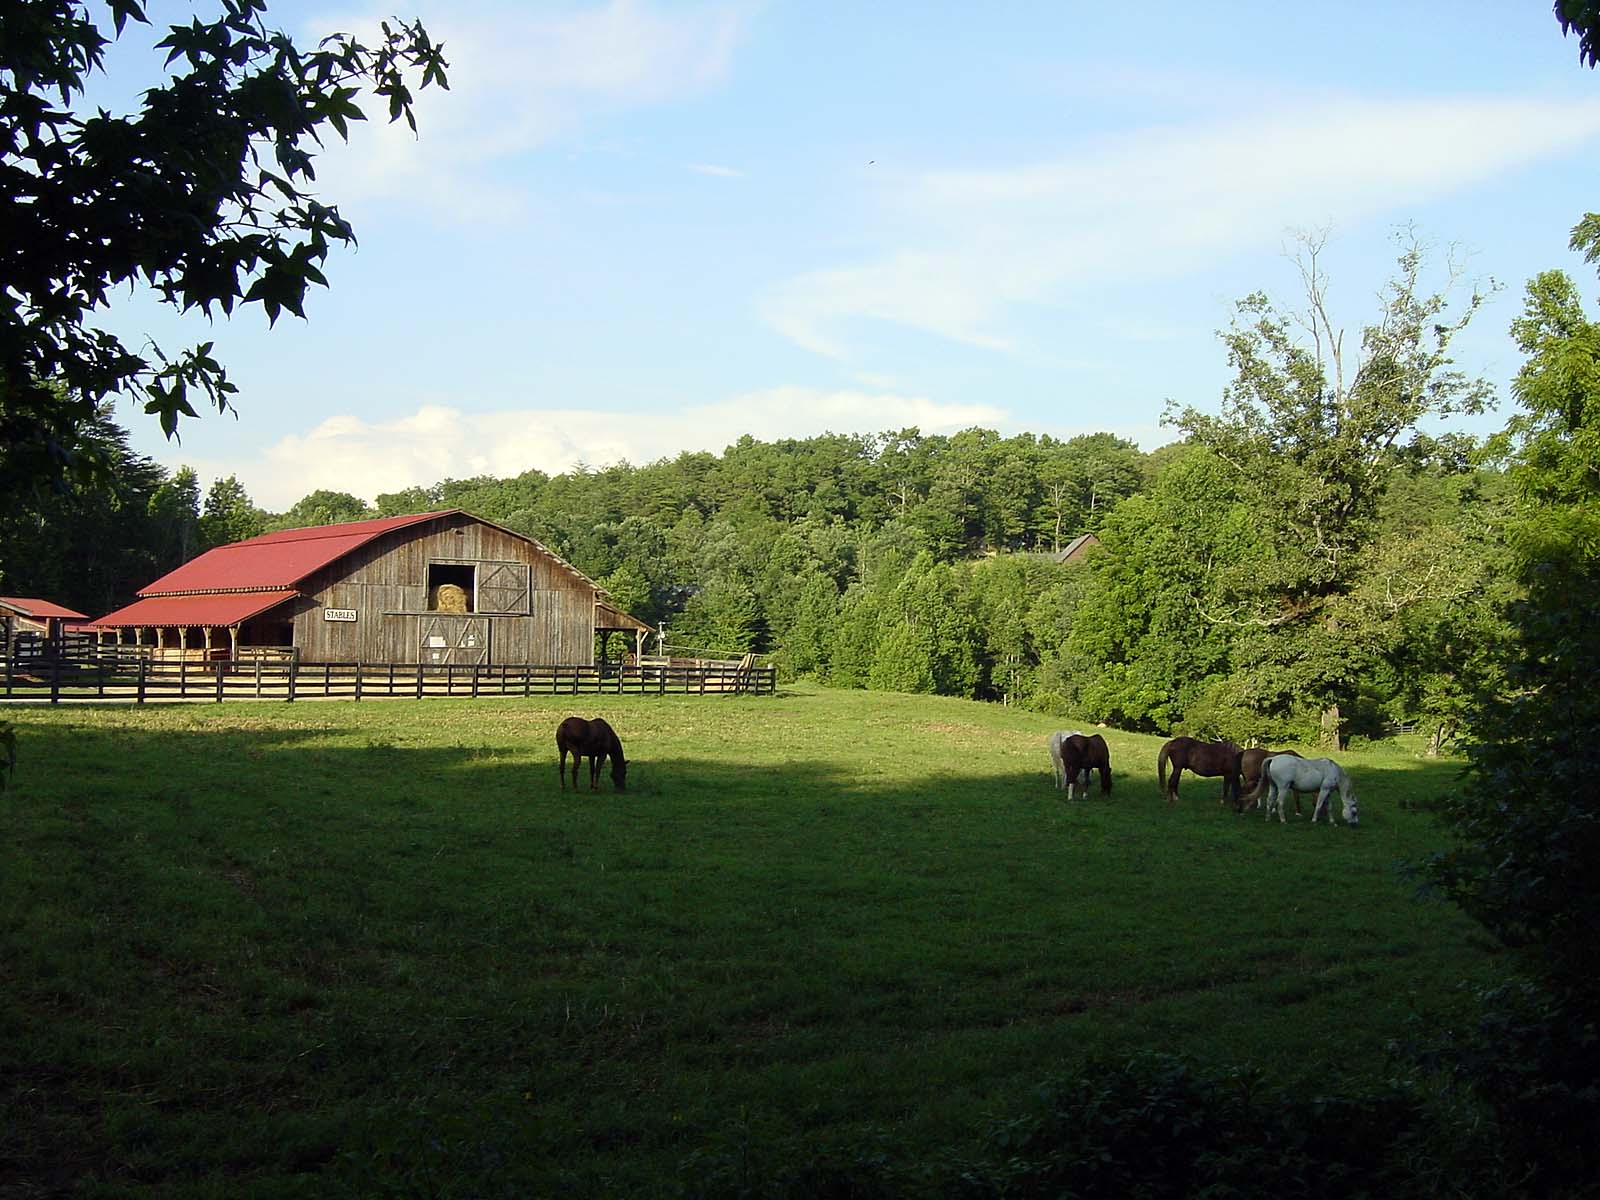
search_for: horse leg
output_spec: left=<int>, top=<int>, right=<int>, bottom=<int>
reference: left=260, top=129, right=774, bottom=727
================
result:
left=1168, top=765, right=1182, bottom=804
left=1313, top=784, right=1332, bottom=824
left=589, top=753, right=601, bottom=791
left=559, top=748, right=569, bottom=790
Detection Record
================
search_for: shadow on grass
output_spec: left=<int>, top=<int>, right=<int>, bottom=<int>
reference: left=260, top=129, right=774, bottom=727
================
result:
left=0, top=716, right=1482, bottom=1198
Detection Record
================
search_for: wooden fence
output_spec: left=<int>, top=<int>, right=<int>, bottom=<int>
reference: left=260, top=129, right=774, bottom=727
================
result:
left=0, top=649, right=774, bottom=705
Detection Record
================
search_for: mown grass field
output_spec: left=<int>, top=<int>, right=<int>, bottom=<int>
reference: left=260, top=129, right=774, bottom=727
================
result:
left=0, top=684, right=1498, bottom=1197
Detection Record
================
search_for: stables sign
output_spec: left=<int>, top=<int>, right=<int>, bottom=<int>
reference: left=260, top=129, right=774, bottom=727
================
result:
left=323, top=608, right=357, bottom=622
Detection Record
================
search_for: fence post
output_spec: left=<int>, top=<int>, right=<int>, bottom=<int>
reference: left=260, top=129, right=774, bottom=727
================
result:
left=50, top=654, right=61, bottom=705
left=215, top=661, right=224, bottom=703
left=416, top=664, right=424, bottom=699
left=388, top=663, right=395, bottom=697
left=323, top=662, right=331, bottom=697
left=255, top=656, right=262, bottom=699
left=355, top=663, right=364, bottom=702
left=137, top=658, right=147, bottom=705
left=287, top=659, right=297, bottom=703
left=471, top=663, right=480, bottom=699
left=179, top=655, right=188, bottom=700
left=98, top=653, right=106, bottom=698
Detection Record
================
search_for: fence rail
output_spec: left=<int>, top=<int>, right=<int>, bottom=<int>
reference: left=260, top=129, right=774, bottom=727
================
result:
left=1, top=650, right=774, bottom=705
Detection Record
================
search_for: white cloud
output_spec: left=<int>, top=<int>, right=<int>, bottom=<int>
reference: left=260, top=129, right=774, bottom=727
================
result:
left=689, top=162, right=744, bottom=177
left=308, top=0, right=752, bottom=222
left=178, top=389, right=1010, bottom=509
left=764, top=95, right=1600, bottom=358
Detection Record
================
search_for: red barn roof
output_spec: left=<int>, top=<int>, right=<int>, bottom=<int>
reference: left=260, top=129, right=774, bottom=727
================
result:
left=89, top=591, right=302, bottom=629
left=0, top=597, right=90, bottom=620
left=135, top=511, right=456, bottom=595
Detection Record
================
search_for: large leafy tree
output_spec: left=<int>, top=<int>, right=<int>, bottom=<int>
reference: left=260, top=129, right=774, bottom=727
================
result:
left=146, top=464, right=201, bottom=570
left=1413, top=266, right=1600, bottom=1195
left=198, top=473, right=264, bottom=547
left=1430, top=269, right=1600, bottom=990
left=0, top=408, right=167, bottom=613
left=1556, top=0, right=1600, bottom=65
left=1168, top=230, right=1494, bottom=746
left=1, top=0, right=446, bottom=490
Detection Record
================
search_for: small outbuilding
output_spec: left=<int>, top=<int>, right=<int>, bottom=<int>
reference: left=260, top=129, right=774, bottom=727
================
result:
left=88, top=510, right=652, bottom=665
left=2, top=597, right=91, bottom=666
left=1, top=597, right=91, bottom=641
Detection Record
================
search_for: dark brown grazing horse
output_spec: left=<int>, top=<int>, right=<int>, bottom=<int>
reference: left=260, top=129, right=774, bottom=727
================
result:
left=1060, top=733, right=1113, bottom=797
left=556, top=716, right=627, bottom=791
left=1157, top=736, right=1242, bottom=805
left=1237, top=748, right=1304, bottom=813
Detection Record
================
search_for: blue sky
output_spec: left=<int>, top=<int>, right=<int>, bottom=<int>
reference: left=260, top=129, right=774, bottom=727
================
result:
left=98, top=1, right=1600, bottom=509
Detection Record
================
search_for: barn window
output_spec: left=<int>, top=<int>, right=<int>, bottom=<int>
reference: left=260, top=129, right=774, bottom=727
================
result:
left=428, top=563, right=476, bottom=612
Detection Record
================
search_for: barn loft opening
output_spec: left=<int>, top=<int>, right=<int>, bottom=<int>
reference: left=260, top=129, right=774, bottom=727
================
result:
left=428, top=563, right=475, bottom=612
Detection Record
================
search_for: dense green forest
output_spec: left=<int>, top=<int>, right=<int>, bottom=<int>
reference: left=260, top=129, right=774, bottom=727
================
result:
left=4, top=236, right=1545, bottom=751
left=0, top=416, right=1512, bottom=755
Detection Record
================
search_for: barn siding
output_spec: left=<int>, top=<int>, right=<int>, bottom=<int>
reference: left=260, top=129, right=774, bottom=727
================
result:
left=289, top=514, right=602, bottom=665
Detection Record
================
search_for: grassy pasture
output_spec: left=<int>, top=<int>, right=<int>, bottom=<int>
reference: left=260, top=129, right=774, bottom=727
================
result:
left=1, top=684, right=1497, bottom=1197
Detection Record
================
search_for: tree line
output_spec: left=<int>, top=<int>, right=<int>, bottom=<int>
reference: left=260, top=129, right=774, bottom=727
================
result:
left=0, top=236, right=1534, bottom=754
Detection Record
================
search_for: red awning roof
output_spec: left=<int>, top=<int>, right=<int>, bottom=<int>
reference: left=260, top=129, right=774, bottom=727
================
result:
left=88, top=591, right=301, bottom=629
left=0, top=597, right=90, bottom=620
left=135, top=510, right=457, bottom=595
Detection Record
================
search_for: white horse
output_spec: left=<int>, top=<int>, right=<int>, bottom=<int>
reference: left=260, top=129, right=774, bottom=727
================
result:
left=1261, top=755, right=1359, bottom=826
left=1048, top=730, right=1091, bottom=798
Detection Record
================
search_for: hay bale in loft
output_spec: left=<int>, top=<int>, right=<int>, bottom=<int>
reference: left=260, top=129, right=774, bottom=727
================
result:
left=431, top=583, right=470, bottom=613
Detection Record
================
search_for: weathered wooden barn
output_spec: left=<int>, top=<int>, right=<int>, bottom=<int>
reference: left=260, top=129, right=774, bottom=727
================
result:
left=1, top=597, right=90, bottom=641
left=88, top=510, right=651, bottom=665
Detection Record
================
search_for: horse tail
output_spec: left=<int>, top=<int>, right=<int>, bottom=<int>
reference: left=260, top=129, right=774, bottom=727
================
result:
left=1239, top=755, right=1274, bottom=805
left=1157, top=742, right=1170, bottom=794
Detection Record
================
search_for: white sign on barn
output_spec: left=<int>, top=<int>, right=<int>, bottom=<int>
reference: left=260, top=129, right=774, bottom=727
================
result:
left=323, top=608, right=357, bottom=622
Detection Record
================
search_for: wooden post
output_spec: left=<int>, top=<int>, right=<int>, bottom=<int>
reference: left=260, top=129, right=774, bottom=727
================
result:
left=287, top=658, right=297, bottom=703
left=49, top=654, right=61, bottom=704
left=215, top=661, right=224, bottom=703
left=471, top=663, right=480, bottom=698
left=387, top=662, right=395, bottom=697
left=416, top=664, right=424, bottom=699
left=179, top=652, right=187, bottom=699
left=324, top=661, right=331, bottom=697
left=137, top=657, right=147, bottom=705
left=355, top=662, right=364, bottom=702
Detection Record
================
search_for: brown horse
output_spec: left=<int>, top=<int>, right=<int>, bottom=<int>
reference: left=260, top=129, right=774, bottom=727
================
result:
left=1060, top=733, right=1113, bottom=798
left=556, top=716, right=627, bottom=791
left=1238, top=748, right=1304, bottom=813
left=1157, top=736, right=1241, bottom=805
left=1238, top=748, right=1319, bottom=814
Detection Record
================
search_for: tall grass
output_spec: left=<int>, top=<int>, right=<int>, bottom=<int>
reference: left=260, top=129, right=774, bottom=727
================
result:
left=0, top=685, right=1495, bottom=1196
